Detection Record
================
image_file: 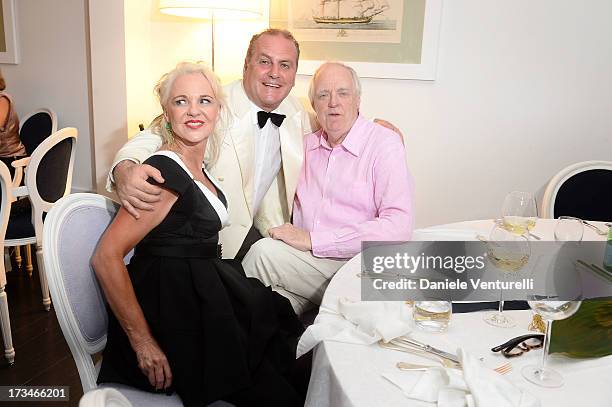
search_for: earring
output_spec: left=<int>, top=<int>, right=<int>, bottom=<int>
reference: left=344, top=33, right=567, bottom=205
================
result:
left=165, top=121, right=172, bottom=133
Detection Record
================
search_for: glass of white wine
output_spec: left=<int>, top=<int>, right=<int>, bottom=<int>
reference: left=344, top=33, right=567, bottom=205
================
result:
left=501, top=191, right=538, bottom=236
left=522, top=300, right=581, bottom=387
left=483, top=225, right=531, bottom=328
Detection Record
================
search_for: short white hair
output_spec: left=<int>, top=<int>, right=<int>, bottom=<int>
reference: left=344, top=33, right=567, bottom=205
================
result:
left=308, top=62, right=362, bottom=106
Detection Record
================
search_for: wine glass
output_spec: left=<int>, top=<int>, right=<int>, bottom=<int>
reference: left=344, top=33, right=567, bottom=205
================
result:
left=501, top=191, right=538, bottom=236
left=483, top=225, right=531, bottom=328
left=522, top=300, right=581, bottom=387
left=521, top=216, right=583, bottom=386
left=554, top=216, right=584, bottom=242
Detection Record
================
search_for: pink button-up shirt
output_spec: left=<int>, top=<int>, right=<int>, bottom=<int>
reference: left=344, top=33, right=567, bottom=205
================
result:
left=293, top=115, right=414, bottom=259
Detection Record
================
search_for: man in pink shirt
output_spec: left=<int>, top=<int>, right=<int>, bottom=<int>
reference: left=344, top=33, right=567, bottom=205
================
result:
left=242, top=62, right=414, bottom=314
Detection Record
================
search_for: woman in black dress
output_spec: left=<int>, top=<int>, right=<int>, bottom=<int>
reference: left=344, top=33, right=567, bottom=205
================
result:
left=92, top=62, right=304, bottom=406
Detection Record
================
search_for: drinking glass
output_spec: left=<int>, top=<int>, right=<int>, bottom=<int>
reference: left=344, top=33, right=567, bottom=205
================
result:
left=522, top=216, right=583, bottom=386
left=483, top=225, right=530, bottom=328
left=501, top=191, right=538, bottom=236
left=413, top=300, right=452, bottom=332
left=554, top=216, right=584, bottom=242
left=521, top=300, right=581, bottom=387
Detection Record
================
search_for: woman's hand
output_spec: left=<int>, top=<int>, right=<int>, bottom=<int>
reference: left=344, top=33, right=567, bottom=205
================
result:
left=133, top=338, right=173, bottom=390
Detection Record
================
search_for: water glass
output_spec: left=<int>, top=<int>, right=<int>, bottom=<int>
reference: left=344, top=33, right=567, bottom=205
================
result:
left=554, top=216, right=584, bottom=242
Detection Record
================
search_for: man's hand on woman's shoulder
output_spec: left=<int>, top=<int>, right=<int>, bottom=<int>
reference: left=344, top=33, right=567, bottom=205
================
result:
left=114, top=160, right=165, bottom=219
left=373, top=118, right=404, bottom=144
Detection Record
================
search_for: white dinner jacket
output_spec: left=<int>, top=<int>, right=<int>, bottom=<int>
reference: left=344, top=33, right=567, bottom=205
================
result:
left=107, top=80, right=315, bottom=258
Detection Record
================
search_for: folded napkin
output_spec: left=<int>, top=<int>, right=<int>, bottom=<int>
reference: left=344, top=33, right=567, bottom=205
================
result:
left=382, top=349, right=540, bottom=407
left=296, top=298, right=412, bottom=358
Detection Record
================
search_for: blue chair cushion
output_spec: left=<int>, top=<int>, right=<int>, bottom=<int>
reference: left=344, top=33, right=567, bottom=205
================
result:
left=6, top=199, right=35, bottom=239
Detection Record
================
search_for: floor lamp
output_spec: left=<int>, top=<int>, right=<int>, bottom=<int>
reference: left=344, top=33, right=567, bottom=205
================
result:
left=158, top=0, right=263, bottom=71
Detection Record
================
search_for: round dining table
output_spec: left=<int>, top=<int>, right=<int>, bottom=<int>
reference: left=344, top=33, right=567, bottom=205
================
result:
left=304, top=219, right=612, bottom=407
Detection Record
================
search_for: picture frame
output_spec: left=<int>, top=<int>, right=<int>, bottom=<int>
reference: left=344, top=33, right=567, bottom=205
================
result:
left=0, top=0, right=19, bottom=64
left=270, top=0, right=442, bottom=80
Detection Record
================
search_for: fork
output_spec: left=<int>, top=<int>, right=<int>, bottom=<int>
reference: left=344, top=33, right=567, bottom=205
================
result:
left=380, top=341, right=459, bottom=368
left=494, top=362, right=512, bottom=375
left=396, top=360, right=512, bottom=375
left=582, top=220, right=608, bottom=235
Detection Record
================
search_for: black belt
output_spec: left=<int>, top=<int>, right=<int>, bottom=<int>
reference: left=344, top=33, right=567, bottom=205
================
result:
left=135, top=243, right=222, bottom=259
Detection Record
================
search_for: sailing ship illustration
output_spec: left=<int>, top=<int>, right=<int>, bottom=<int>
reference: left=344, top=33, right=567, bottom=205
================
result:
left=313, top=0, right=390, bottom=24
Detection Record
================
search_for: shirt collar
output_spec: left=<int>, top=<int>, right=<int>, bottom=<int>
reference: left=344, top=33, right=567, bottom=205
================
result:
left=249, top=100, right=284, bottom=127
left=309, top=114, right=367, bottom=156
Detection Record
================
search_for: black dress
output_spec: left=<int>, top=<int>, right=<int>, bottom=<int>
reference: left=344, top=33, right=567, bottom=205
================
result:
left=98, top=152, right=305, bottom=407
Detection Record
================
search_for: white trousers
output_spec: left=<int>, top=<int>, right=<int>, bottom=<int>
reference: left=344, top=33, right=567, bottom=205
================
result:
left=242, top=238, right=346, bottom=315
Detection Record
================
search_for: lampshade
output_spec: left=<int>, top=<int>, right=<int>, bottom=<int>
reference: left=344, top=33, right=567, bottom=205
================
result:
left=159, top=0, right=262, bottom=19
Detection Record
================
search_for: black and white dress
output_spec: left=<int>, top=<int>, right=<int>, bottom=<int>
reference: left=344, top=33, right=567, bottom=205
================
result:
left=98, top=151, right=304, bottom=406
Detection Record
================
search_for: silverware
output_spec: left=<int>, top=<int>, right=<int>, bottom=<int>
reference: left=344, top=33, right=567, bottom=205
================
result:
left=528, top=232, right=542, bottom=240
left=582, top=220, right=608, bottom=236
left=396, top=362, right=433, bottom=371
left=381, top=340, right=460, bottom=367
left=576, top=260, right=612, bottom=282
left=391, top=337, right=460, bottom=365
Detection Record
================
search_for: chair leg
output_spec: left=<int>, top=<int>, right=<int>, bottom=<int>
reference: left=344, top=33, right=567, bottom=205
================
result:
left=0, top=285, right=15, bottom=364
left=14, top=246, right=22, bottom=269
left=25, top=245, right=33, bottom=277
left=4, top=249, right=11, bottom=273
left=36, top=245, right=51, bottom=311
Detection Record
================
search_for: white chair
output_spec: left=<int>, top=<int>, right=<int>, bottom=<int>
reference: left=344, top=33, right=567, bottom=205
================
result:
left=9, top=108, right=58, bottom=272
left=44, top=193, right=233, bottom=407
left=4, top=127, right=77, bottom=312
left=17, top=110, right=58, bottom=155
left=79, top=388, right=132, bottom=407
left=541, top=160, right=612, bottom=220
left=0, top=161, right=15, bottom=364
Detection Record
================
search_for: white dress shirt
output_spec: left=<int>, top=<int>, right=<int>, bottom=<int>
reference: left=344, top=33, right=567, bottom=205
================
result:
left=250, top=103, right=282, bottom=214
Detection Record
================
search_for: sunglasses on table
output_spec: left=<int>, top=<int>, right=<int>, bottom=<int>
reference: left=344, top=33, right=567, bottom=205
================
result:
left=491, top=333, right=545, bottom=358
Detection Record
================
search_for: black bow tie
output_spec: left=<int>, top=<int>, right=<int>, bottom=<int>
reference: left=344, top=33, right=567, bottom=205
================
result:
left=257, top=111, right=285, bottom=129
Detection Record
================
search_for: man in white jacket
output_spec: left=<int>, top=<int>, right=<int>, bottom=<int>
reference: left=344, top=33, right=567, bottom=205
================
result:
left=108, top=29, right=400, bottom=260
left=108, top=29, right=316, bottom=259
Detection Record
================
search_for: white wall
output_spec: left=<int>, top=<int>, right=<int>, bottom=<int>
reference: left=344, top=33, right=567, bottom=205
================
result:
left=295, top=0, right=612, bottom=227
left=89, top=0, right=129, bottom=194
left=1, top=0, right=93, bottom=192
left=99, top=0, right=612, bottom=226
left=124, top=0, right=268, bottom=137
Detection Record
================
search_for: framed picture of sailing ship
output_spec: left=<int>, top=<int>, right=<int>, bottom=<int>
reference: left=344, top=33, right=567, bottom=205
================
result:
left=0, top=0, right=19, bottom=64
left=270, top=0, right=442, bottom=80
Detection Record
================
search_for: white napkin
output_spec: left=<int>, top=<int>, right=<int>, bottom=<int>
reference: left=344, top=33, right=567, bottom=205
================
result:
left=296, top=298, right=412, bottom=358
left=382, top=349, right=540, bottom=407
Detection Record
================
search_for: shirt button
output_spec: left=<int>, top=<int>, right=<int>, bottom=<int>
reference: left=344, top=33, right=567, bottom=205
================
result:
left=217, top=177, right=224, bottom=181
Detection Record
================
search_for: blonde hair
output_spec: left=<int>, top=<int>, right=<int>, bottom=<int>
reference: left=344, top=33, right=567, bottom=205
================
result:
left=149, top=61, right=226, bottom=166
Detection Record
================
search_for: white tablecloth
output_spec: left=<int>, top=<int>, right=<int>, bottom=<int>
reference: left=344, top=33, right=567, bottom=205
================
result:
left=305, top=219, right=612, bottom=407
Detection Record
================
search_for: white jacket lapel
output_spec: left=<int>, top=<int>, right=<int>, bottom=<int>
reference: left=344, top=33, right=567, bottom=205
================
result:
left=226, top=81, right=256, bottom=217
